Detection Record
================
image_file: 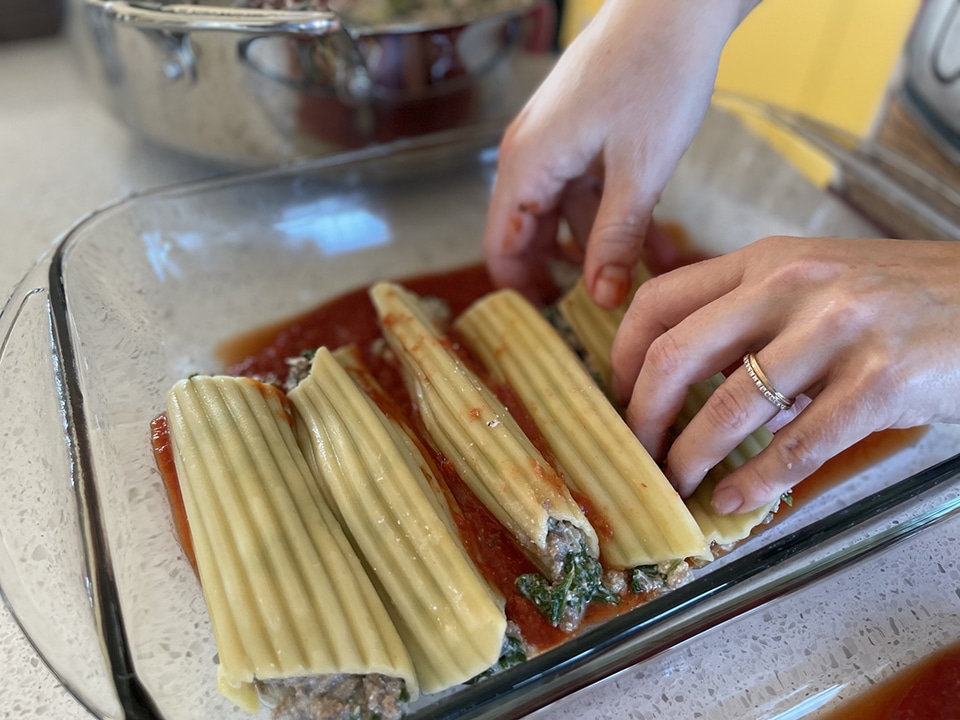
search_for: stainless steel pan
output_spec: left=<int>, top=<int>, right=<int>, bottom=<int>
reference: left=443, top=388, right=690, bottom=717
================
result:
left=70, top=0, right=554, bottom=165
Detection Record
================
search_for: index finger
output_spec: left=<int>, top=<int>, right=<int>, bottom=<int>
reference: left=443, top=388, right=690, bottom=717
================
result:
left=483, top=199, right=567, bottom=306
left=482, top=122, right=573, bottom=301
left=610, top=253, right=743, bottom=402
left=482, top=180, right=557, bottom=304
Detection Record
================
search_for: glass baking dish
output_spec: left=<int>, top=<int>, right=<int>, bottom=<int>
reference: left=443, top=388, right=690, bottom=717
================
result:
left=2, top=108, right=959, bottom=720
left=531, top=475, right=960, bottom=720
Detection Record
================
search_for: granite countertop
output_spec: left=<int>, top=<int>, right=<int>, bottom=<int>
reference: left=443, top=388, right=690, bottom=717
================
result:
left=2, top=32, right=960, bottom=720
left=0, top=35, right=220, bottom=720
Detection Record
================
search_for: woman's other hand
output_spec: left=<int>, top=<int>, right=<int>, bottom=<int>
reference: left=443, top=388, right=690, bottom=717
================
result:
left=483, top=0, right=757, bottom=308
left=612, top=237, right=960, bottom=514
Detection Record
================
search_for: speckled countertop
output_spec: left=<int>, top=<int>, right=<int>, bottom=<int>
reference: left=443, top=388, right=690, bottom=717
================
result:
left=0, top=36, right=218, bottom=720
left=2, top=33, right=960, bottom=720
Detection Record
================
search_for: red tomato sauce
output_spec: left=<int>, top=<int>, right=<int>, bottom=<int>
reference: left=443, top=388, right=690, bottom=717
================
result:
left=152, top=235, right=929, bottom=656
left=150, top=413, right=197, bottom=575
left=222, top=263, right=495, bottom=380
left=435, top=455, right=570, bottom=651
left=819, top=640, right=960, bottom=720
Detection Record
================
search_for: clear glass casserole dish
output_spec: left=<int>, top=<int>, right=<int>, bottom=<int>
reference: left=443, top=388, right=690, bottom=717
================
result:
left=2, top=108, right=959, bottom=720
left=532, top=474, right=960, bottom=720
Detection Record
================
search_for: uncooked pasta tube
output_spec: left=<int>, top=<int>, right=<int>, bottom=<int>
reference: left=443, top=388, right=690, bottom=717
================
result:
left=455, top=288, right=710, bottom=567
left=374, top=281, right=604, bottom=554
left=289, top=347, right=508, bottom=693
left=165, top=375, right=417, bottom=716
left=557, top=262, right=780, bottom=548
left=370, top=282, right=619, bottom=631
left=330, top=345, right=461, bottom=540
left=557, top=262, right=653, bottom=390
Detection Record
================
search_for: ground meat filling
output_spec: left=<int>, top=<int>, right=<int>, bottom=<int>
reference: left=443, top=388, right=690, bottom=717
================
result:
left=629, top=560, right=694, bottom=595
left=542, top=518, right=586, bottom=582
left=257, top=673, right=407, bottom=720
left=283, top=351, right=315, bottom=392
left=517, top=519, right=618, bottom=632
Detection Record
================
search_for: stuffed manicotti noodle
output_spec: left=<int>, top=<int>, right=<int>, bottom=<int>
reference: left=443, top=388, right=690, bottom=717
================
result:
left=165, top=375, right=417, bottom=719
left=288, top=347, right=509, bottom=694
left=455, top=288, right=710, bottom=568
left=370, top=281, right=618, bottom=630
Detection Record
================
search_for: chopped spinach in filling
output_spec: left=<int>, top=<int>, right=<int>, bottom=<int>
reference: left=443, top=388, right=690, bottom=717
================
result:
left=467, top=626, right=527, bottom=684
left=517, top=523, right=619, bottom=631
left=628, top=559, right=692, bottom=594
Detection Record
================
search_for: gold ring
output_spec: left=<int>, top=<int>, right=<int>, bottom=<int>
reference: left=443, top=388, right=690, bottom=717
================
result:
left=742, top=353, right=794, bottom=412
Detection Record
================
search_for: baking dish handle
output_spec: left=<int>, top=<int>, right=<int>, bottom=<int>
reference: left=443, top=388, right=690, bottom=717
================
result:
left=714, top=91, right=960, bottom=241
left=0, top=261, right=123, bottom=719
left=84, top=0, right=343, bottom=36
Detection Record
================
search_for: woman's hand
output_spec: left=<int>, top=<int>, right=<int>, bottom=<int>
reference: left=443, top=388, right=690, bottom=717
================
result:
left=483, top=0, right=756, bottom=308
left=612, top=236, right=960, bottom=514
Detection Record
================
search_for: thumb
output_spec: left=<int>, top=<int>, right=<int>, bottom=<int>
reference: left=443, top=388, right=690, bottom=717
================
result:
left=583, top=167, right=657, bottom=309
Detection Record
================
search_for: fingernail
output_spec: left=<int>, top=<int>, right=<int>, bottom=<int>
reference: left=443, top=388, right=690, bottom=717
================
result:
left=594, top=265, right=631, bottom=308
left=712, top=485, right=744, bottom=515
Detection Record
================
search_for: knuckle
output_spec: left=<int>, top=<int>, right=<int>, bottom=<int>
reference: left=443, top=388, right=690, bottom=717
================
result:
left=627, top=276, right=667, bottom=322
left=819, top=292, right=878, bottom=338
left=753, top=238, right=834, bottom=285
left=591, top=215, right=648, bottom=249
left=701, top=383, right=754, bottom=434
left=856, top=356, right=895, bottom=394
left=499, top=127, right=518, bottom=156
left=771, top=428, right=823, bottom=476
left=644, top=332, right=685, bottom=379
left=733, top=461, right=789, bottom=508
left=630, top=275, right=660, bottom=306
left=498, top=126, right=525, bottom=164
left=501, top=111, right=532, bottom=151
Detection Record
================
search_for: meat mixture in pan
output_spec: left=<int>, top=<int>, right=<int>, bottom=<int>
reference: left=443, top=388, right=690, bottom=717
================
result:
left=258, top=673, right=408, bottom=720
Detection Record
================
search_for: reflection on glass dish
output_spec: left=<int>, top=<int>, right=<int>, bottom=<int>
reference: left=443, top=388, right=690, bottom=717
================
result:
left=0, top=113, right=959, bottom=720
left=275, top=196, right=392, bottom=254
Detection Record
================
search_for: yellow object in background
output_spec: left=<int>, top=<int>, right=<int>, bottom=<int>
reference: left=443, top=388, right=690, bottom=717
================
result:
left=558, top=0, right=605, bottom=48
left=559, top=0, right=922, bottom=187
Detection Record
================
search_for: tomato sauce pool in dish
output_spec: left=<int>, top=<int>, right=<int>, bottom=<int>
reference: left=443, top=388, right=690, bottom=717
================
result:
left=152, top=255, right=927, bottom=655
left=818, top=640, right=960, bottom=720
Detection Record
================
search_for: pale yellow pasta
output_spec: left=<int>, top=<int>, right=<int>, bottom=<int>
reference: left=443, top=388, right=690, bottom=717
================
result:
left=331, top=345, right=460, bottom=540
left=369, top=281, right=599, bottom=580
left=557, top=263, right=653, bottom=390
left=165, top=376, right=417, bottom=710
left=672, top=374, right=778, bottom=547
left=557, top=265, right=779, bottom=548
left=455, top=289, right=709, bottom=567
left=289, top=347, right=507, bottom=693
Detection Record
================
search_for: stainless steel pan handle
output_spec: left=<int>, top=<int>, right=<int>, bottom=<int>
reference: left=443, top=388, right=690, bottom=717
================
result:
left=82, top=0, right=373, bottom=98
left=84, top=0, right=343, bottom=35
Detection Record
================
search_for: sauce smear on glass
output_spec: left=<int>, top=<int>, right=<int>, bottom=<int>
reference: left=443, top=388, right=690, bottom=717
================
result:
left=819, top=640, right=960, bottom=720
